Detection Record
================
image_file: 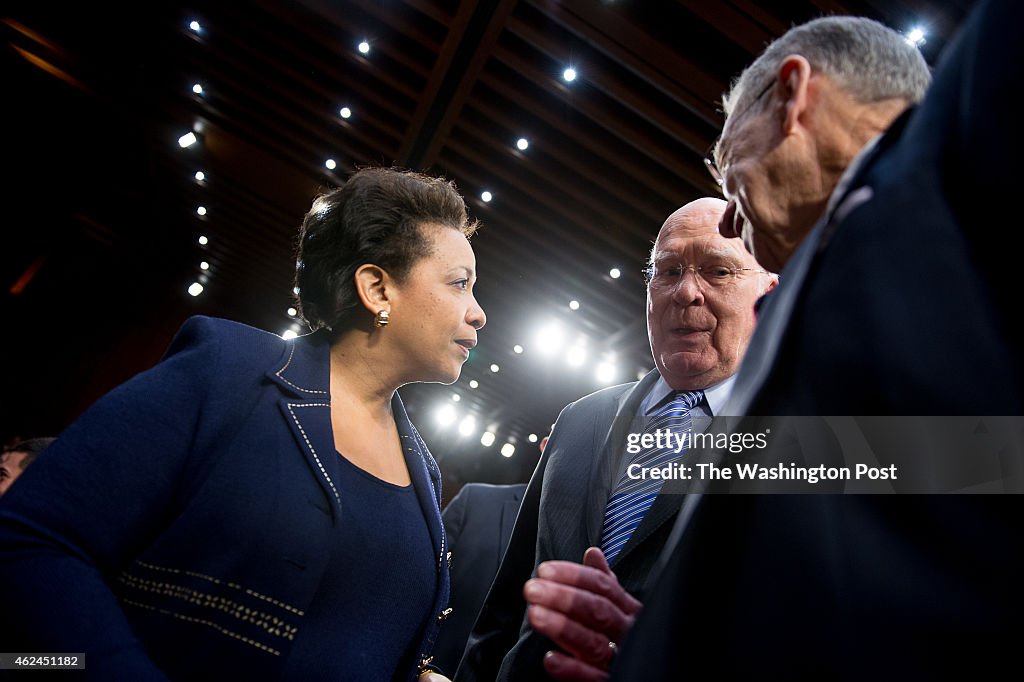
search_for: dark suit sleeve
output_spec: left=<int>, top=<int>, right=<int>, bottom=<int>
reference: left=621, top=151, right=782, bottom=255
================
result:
left=443, top=484, right=471, bottom=553
left=0, top=317, right=226, bottom=681
left=454, top=446, right=549, bottom=681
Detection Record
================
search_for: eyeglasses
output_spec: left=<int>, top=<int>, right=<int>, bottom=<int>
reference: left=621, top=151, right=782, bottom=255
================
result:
left=703, top=78, right=775, bottom=189
left=645, top=263, right=769, bottom=288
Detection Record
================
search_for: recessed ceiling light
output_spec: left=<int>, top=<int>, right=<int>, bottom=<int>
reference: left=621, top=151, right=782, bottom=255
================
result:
left=325, top=159, right=337, bottom=170
left=187, top=282, right=204, bottom=297
left=609, top=267, right=621, bottom=279
left=358, top=40, right=370, bottom=54
left=516, top=138, right=529, bottom=150
left=340, top=107, right=352, bottom=119
left=481, top=191, right=493, bottom=202
left=563, top=67, right=577, bottom=82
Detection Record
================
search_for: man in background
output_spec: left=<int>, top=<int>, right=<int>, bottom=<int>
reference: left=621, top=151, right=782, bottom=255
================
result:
left=0, top=438, right=55, bottom=497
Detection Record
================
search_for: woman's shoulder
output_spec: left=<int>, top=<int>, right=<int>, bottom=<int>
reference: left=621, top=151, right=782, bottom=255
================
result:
left=165, top=315, right=293, bottom=372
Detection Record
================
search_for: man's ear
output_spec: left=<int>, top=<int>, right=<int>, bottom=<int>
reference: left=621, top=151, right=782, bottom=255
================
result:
left=354, top=264, right=391, bottom=315
left=778, top=55, right=813, bottom=135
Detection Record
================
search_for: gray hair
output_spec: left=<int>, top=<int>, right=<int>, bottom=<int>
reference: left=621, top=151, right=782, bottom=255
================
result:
left=722, top=16, right=931, bottom=121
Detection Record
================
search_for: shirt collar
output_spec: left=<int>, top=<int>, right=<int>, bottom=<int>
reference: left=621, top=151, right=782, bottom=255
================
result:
left=639, top=373, right=736, bottom=416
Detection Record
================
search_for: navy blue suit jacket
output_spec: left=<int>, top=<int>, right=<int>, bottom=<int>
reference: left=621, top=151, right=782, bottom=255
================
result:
left=611, top=3, right=1024, bottom=679
left=0, top=316, right=451, bottom=681
left=433, top=482, right=528, bottom=676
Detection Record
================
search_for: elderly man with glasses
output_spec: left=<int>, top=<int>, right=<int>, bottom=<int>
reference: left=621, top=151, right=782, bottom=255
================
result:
left=608, top=3, right=1024, bottom=680
left=455, top=198, right=775, bottom=682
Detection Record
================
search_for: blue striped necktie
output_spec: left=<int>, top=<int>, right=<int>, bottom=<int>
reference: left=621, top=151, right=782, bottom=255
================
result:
left=600, top=390, right=703, bottom=563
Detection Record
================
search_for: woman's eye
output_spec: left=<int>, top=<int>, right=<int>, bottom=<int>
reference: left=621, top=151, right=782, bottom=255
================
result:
left=452, top=278, right=470, bottom=290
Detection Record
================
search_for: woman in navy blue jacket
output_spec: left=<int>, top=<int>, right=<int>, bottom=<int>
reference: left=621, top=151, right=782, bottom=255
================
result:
left=0, top=167, right=485, bottom=681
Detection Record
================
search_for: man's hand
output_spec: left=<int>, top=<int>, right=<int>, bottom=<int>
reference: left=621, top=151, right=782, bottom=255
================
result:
left=522, top=547, right=642, bottom=681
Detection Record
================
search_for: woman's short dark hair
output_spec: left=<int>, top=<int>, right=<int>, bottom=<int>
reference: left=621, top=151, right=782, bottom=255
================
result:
left=294, top=167, right=478, bottom=336
left=2, top=437, right=56, bottom=468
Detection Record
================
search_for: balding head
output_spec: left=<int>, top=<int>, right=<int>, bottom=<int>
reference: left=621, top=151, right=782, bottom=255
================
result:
left=646, top=198, right=776, bottom=390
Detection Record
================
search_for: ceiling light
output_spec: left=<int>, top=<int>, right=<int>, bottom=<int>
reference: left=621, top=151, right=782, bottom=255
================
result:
left=563, top=67, right=577, bottom=82
left=501, top=443, right=515, bottom=457
left=436, top=404, right=456, bottom=428
left=340, top=107, right=352, bottom=119
left=481, top=431, right=496, bottom=447
left=325, top=159, right=337, bottom=170
left=528, top=433, right=538, bottom=443
left=194, top=171, right=205, bottom=181
left=178, top=132, right=197, bottom=148
left=596, top=362, right=617, bottom=384
left=198, top=235, right=208, bottom=245
left=481, top=191, right=493, bottom=202
left=196, top=206, right=207, bottom=216
left=452, top=394, right=461, bottom=402
left=469, top=380, right=479, bottom=388
left=609, top=267, right=621, bottom=279
left=287, top=307, right=297, bottom=317
left=534, top=322, right=565, bottom=355
left=569, top=300, right=580, bottom=310
left=516, top=138, right=529, bottom=150
left=199, top=261, right=209, bottom=271
left=567, top=345, right=587, bottom=367
left=905, top=27, right=926, bottom=47
left=187, top=282, right=204, bottom=297
left=490, top=364, right=500, bottom=373
left=189, top=20, right=201, bottom=32
left=358, top=40, right=370, bottom=54
left=282, top=329, right=298, bottom=340
left=192, top=83, right=204, bottom=95
left=513, top=344, right=524, bottom=354
left=458, top=415, right=476, bottom=437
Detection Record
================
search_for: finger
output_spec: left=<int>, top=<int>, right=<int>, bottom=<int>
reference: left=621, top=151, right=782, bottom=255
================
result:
left=537, top=561, right=642, bottom=616
left=543, top=651, right=610, bottom=682
left=524, top=578, right=632, bottom=641
left=528, top=604, right=616, bottom=668
left=582, top=547, right=611, bottom=573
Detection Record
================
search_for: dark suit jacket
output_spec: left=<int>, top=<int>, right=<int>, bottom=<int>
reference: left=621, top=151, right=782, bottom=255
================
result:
left=457, top=370, right=702, bottom=682
left=433, top=482, right=528, bottom=676
left=611, top=2, right=1024, bottom=679
left=0, top=316, right=451, bottom=681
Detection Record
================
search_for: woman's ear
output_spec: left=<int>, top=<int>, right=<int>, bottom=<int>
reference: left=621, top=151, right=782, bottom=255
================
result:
left=778, top=55, right=812, bottom=136
left=353, top=264, right=391, bottom=315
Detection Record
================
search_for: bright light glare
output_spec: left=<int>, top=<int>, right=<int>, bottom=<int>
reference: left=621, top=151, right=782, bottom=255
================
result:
left=516, top=138, right=529, bottom=150
left=187, top=282, right=204, bottom=297
left=194, top=171, right=205, bottom=181
left=189, top=20, right=201, bottom=32
left=469, top=380, right=479, bottom=388
left=501, top=443, right=515, bottom=457
left=198, top=235, right=208, bottom=245
left=563, top=67, right=577, bottom=82
left=610, top=268, right=621, bottom=279
left=481, top=191, right=493, bottom=202
left=358, top=41, right=370, bottom=54
left=596, top=362, right=617, bottom=384
left=436, top=404, right=457, bottom=428
left=481, top=431, right=496, bottom=447
left=905, top=27, right=926, bottom=46
left=196, top=206, right=207, bottom=216
left=325, top=159, right=337, bottom=170
left=534, top=323, right=565, bottom=355
left=192, top=83, right=203, bottom=94
left=458, top=415, right=476, bottom=437
left=490, top=364, right=500, bottom=373
left=282, top=329, right=298, bottom=340
left=513, top=344, right=524, bottom=354
left=452, top=394, right=461, bottom=402
left=178, top=132, right=197, bottom=148
left=569, top=300, right=580, bottom=311
left=567, top=345, right=587, bottom=367
left=340, top=107, right=352, bottom=119
left=199, top=261, right=209, bottom=270
left=528, top=433, right=538, bottom=443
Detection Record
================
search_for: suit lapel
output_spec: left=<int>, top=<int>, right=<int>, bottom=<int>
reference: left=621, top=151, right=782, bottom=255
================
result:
left=267, top=332, right=343, bottom=523
left=584, top=371, right=662, bottom=549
